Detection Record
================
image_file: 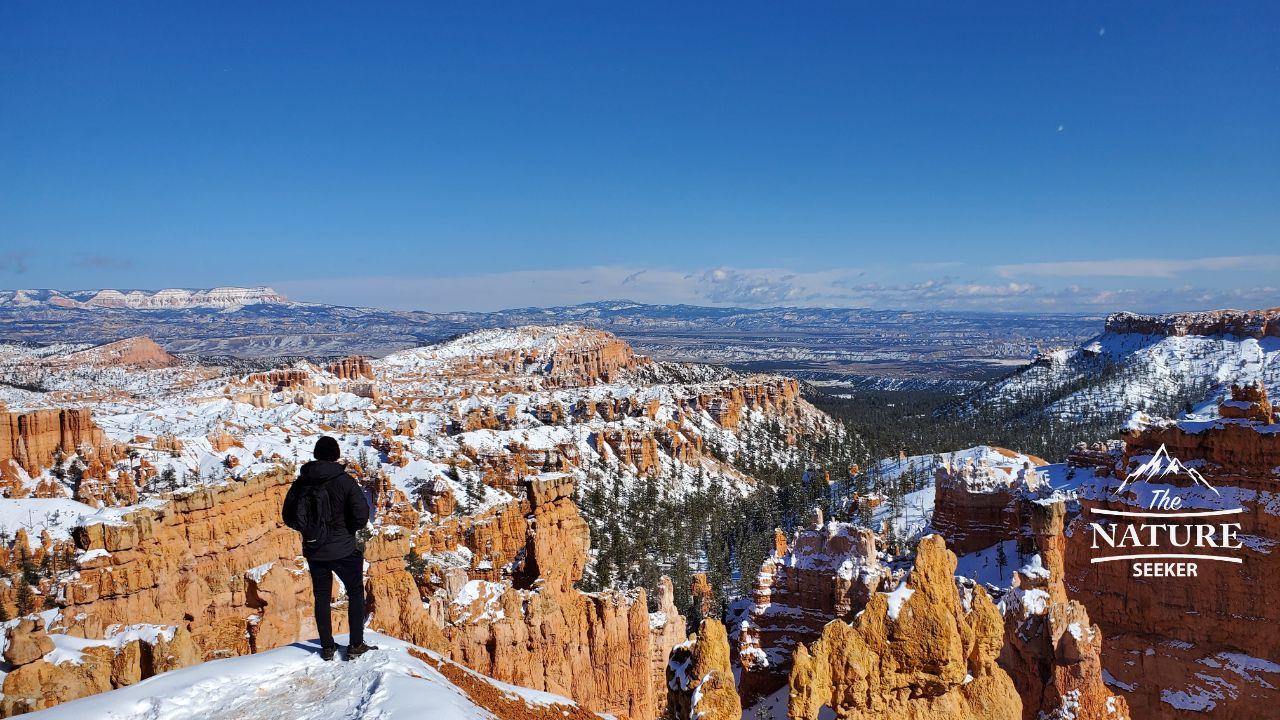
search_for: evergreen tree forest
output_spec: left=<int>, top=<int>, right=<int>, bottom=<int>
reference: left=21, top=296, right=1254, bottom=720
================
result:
left=573, top=384, right=1140, bottom=625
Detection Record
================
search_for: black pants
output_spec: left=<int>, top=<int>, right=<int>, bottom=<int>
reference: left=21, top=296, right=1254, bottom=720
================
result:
left=308, top=551, right=364, bottom=648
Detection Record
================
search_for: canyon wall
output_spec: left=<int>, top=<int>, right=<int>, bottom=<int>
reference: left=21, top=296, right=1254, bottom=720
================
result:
left=1104, top=308, right=1280, bottom=338
left=439, top=476, right=685, bottom=720
left=1064, top=385, right=1280, bottom=718
left=999, top=499, right=1129, bottom=720
left=0, top=408, right=115, bottom=489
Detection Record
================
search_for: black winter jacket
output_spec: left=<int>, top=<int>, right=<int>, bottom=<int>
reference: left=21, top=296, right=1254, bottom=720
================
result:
left=282, top=460, right=371, bottom=561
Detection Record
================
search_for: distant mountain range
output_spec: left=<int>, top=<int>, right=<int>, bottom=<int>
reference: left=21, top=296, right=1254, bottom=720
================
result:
left=0, top=286, right=1101, bottom=388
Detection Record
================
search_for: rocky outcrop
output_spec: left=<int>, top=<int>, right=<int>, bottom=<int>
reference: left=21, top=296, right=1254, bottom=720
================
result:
left=439, top=476, right=684, bottom=720
left=1218, top=379, right=1275, bottom=423
left=1104, top=308, right=1280, bottom=338
left=60, top=336, right=180, bottom=369
left=689, top=378, right=801, bottom=430
left=0, top=408, right=113, bottom=479
left=736, top=515, right=888, bottom=701
left=930, top=450, right=1046, bottom=555
left=1064, top=388, right=1280, bottom=719
left=326, top=355, right=375, bottom=380
left=999, top=500, right=1129, bottom=720
left=1, top=623, right=201, bottom=716
left=61, top=469, right=314, bottom=652
left=666, top=619, right=741, bottom=720
left=788, top=535, right=1022, bottom=720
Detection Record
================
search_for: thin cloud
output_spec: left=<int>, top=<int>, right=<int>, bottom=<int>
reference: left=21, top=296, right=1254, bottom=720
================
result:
left=621, top=269, right=647, bottom=285
left=994, top=255, right=1280, bottom=279
left=270, top=265, right=1280, bottom=314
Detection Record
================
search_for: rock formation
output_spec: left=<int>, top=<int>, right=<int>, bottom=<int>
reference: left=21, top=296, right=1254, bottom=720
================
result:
left=736, top=517, right=888, bottom=701
left=436, top=476, right=685, bottom=720
left=787, top=535, right=1022, bottom=720
left=0, top=408, right=113, bottom=481
left=930, top=450, right=1046, bottom=555
left=59, top=336, right=180, bottom=369
left=326, top=355, right=375, bottom=380
left=1, top=621, right=201, bottom=716
left=999, top=499, right=1129, bottom=720
left=666, top=619, right=742, bottom=720
left=1104, top=308, right=1280, bottom=338
left=1064, top=386, right=1280, bottom=718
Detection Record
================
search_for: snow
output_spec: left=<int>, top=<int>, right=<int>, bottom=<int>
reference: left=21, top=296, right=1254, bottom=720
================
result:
left=0, top=498, right=100, bottom=540
left=966, top=332, right=1280, bottom=425
left=245, top=562, right=275, bottom=583
left=22, top=632, right=589, bottom=720
left=883, top=580, right=914, bottom=621
left=1161, top=688, right=1217, bottom=712
left=1101, top=669, right=1135, bottom=692
left=1018, top=554, right=1050, bottom=580
left=76, top=548, right=111, bottom=563
left=954, top=540, right=1022, bottom=588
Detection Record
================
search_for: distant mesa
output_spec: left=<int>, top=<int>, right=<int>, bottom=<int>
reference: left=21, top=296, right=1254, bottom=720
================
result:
left=1106, top=307, right=1280, bottom=338
left=0, top=287, right=289, bottom=311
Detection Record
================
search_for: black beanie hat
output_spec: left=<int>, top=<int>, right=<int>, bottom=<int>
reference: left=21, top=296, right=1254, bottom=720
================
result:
left=313, top=436, right=340, bottom=462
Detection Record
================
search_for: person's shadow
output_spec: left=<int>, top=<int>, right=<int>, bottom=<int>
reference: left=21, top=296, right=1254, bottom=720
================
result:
left=290, top=640, right=332, bottom=656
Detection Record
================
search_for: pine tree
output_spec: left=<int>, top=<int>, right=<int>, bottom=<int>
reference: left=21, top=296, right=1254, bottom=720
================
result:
left=14, top=576, right=34, bottom=616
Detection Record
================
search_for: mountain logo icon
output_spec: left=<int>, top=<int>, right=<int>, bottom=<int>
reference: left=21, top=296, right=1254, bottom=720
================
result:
left=1116, top=444, right=1220, bottom=497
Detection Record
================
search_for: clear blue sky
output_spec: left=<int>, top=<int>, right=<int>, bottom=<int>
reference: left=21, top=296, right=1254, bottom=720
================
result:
left=1, top=2, right=1277, bottom=312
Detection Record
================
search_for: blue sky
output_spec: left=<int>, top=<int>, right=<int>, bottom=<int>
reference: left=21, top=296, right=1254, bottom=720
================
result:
left=1, top=2, right=1276, bottom=312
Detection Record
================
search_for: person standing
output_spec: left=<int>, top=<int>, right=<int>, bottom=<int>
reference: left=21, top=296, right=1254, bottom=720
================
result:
left=282, top=435, right=377, bottom=661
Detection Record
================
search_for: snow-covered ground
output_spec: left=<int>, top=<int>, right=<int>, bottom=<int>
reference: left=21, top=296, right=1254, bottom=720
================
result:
left=1, top=328, right=827, bottom=544
left=0, top=498, right=100, bottom=541
left=21, top=632, right=591, bottom=720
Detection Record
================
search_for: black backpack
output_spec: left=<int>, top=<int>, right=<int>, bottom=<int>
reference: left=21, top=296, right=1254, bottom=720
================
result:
left=294, top=480, right=335, bottom=547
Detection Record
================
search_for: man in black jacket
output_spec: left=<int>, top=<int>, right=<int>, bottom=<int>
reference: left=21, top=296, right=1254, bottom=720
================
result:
left=282, top=436, right=376, bottom=661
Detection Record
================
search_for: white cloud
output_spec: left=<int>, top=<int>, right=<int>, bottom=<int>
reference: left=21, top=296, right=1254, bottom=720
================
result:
left=270, top=264, right=1280, bottom=314
left=994, top=255, right=1280, bottom=279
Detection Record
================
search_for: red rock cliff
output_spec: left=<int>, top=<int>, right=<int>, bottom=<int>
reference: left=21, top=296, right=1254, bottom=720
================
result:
left=1104, top=308, right=1280, bottom=338
left=1064, top=386, right=1280, bottom=719
left=0, top=408, right=110, bottom=478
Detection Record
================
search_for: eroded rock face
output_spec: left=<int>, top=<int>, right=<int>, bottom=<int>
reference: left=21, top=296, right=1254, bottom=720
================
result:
left=666, top=619, right=741, bottom=720
left=439, top=477, right=684, bottom=720
left=787, top=535, right=1022, bottom=720
left=998, top=500, right=1129, bottom=720
left=1, top=625, right=201, bottom=716
left=930, top=451, right=1046, bottom=555
left=1104, top=308, right=1280, bottom=338
left=736, top=520, right=887, bottom=702
left=1064, top=392, right=1280, bottom=719
left=326, top=355, right=375, bottom=380
left=0, top=408, right=110, bottom=478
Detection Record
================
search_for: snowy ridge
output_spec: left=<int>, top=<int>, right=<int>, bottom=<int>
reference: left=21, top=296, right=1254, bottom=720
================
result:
left=19, top=632, right=597, bottom=720
left=0, top=288, right=289, bottom=311
left=959, top=329, right=1280, bottom=426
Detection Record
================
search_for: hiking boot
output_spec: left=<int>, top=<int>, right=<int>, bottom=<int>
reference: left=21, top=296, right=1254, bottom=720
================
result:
left=345, top=642, right=378, bottom=660
left=320, top=645, right=337, bottom=661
